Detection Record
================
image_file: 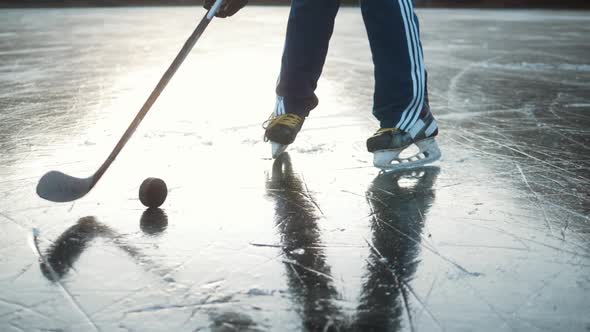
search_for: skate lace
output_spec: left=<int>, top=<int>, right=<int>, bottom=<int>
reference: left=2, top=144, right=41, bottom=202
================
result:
left=262, top=113, right=303, bottom=143
left=262, top=114, right=302, bottom=130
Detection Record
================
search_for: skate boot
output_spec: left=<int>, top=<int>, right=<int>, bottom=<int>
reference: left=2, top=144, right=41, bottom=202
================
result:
left=263, top=113, right=304, bottom=159
left=367, top=107, right=441, bottom=170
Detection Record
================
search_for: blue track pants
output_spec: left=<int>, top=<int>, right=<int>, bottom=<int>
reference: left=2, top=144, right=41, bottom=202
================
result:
left=275, top=0, right=428, bottom=130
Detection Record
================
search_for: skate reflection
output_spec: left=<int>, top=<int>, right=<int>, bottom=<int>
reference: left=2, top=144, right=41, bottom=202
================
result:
left=265, top=156, right=440, bottom=331
left=39, top=216, right=157, bottom=281
left=266, top=153, right=345, bottom=331
left=354, top=167, right=439, bottom=331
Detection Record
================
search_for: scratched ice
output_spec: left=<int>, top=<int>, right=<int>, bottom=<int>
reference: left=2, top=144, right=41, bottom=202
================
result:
left=1, top=7, right=589, bottom=332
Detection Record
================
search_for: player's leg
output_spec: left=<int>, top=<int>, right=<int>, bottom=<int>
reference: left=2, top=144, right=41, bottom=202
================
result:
left=361, top=0, right=440, bottom=170
left=264, top=0, right=340, bottom=158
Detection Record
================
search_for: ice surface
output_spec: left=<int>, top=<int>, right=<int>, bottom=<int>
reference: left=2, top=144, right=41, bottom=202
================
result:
left=0, top=7, right=589, bottom=332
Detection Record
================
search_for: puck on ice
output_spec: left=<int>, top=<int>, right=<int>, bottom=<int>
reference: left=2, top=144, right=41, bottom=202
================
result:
left=139, top=177, right=167, bottom=208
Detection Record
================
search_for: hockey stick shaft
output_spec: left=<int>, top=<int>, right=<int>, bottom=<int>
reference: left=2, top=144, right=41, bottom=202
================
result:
left=92, top=0, right=224, bottom=187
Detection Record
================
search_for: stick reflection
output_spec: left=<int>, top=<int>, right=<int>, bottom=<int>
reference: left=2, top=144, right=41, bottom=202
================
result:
left=39, top=215, right=163, bottom=281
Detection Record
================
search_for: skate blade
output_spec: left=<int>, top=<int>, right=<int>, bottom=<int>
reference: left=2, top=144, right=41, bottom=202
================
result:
left=373, top=138, right=441, bottom=171
left=271, top=141, right=288, bottom=159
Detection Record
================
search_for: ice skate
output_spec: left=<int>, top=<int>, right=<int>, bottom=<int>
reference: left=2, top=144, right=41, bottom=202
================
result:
left=263, top=105, right=305, bottom=159
left=367, top=108, right=441, bottom=170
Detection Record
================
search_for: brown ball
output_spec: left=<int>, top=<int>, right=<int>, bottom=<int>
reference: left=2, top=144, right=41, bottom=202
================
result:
left=139, top=177, right=167, bottom=208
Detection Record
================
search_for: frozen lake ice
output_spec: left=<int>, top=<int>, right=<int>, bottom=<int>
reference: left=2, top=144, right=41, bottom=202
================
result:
left=0, top=6, right=589, bottom=332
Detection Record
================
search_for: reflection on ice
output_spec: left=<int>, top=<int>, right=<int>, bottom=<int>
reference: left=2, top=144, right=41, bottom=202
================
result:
left=140, top=208, right=168, bottom=236
left=266, top=156, right=445, bottom=330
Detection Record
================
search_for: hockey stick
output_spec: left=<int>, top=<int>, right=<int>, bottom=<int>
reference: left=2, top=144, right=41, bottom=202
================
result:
left=36, top=0, right=225, bottom=202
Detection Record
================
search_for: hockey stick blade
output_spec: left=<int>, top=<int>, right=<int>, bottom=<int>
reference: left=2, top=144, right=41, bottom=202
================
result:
left=36, top=171, right=94, bottom=202
left=35, top=0, right=224, bottom=203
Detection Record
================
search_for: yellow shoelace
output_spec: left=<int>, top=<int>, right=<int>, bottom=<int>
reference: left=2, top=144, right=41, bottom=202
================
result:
left=262, top=113, right=303, bottom=130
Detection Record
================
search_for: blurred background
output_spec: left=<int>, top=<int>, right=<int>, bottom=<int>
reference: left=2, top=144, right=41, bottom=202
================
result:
left=1, top=0, right=589, bottom=9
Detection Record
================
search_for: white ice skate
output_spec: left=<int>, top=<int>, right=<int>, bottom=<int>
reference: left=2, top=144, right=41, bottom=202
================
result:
left=367, top=110, right=441, bottom=171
